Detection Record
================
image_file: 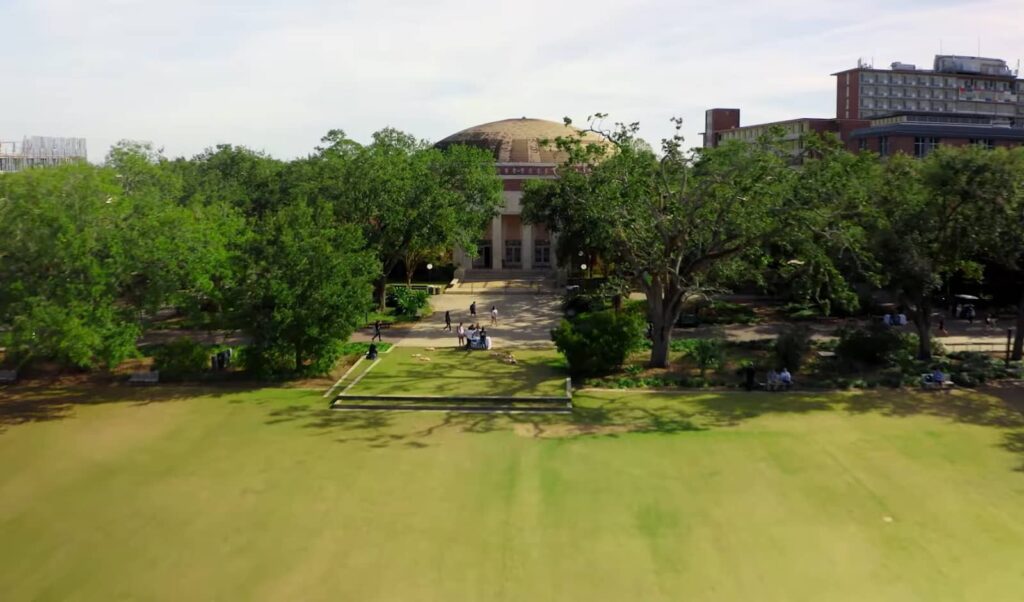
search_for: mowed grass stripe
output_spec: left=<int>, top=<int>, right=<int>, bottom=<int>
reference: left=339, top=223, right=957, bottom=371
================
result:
left=0, top=381, right=1023, bottom=600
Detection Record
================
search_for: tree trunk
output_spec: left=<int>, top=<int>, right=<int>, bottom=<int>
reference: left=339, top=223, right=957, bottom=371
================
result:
left=912, top=297, right=933, bottom=361
left=645, top=279, right=683, bottom=369
left=1013, top=288, right=1024, bottom=361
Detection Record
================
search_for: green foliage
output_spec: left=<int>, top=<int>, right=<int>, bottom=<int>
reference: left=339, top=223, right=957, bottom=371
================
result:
left=773, top=326, right=812, bottom=373
left=151, top=338, right=210, bottom=380
left=236, top=200, right=378, bottom=377
left=689, top=339, right=725, bottom=377
left=337, top=342, right=393, bottom=357
left=552, top=309, right=645, bottom=376
left=834, top=324, right=907, bottom=369
left=698, top=301, right=757, bottom=325
left=387, top=286, right=430, bottom=316
left=306, top=128, right=503, bottom=306
left=522, top=115, right=794, bottom=367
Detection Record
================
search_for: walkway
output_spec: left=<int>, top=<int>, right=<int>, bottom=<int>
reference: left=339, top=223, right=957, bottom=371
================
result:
left=353, top=292, right=563, bottom=348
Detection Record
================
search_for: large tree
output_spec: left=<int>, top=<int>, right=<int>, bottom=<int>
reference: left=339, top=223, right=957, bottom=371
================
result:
left=873, top=145, right=1008, bottom=360
left=522, top=116, right=794, bottom=367
left=307, top=128, right=503, bottom=307
left=765, top=134, right=885, bottom=315
left=0, top=156, right=237, bottom=369
left=235, top=199, right=378, bottom=375
left=977, top=147, right=1024, bottom=359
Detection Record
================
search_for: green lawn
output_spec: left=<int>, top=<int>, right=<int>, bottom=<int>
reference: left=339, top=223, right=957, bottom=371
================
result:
left=1, top=382, right=1023, bottom=601
left=340, top=346, right=568, bottom=398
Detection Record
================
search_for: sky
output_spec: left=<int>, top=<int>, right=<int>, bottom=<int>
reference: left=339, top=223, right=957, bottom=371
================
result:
left=2, top=0, right=1023, bottom=162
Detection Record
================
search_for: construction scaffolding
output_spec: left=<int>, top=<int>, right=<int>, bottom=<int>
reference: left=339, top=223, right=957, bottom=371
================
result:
left=0, top=136, right=87, bottom=173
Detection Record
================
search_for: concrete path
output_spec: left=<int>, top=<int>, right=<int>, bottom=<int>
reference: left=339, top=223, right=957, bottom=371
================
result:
left=353, top=292, right=562, bottom=348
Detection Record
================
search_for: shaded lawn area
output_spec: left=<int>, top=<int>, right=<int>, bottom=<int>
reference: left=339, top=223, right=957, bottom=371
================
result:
left=342, top=346, right=567, bottom=398
left=0, top=383, right=1023, bottom=601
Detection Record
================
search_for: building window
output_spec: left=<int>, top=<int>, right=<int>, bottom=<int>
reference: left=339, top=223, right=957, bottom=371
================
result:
left=503, top=240, right=522, bottom=268
left=858, top=138, right=867, bottom=152
left=879, top=137, right=889, bottom=156
left=970, top=138, right=995, bottom=150
left=914, top=137, right=940, bottom=158
left=533, top=241, right=551, bottom=267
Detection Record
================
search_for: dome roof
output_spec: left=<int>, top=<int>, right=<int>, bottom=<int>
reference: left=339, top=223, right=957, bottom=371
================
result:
left=435, top=117, right=605, bottom=164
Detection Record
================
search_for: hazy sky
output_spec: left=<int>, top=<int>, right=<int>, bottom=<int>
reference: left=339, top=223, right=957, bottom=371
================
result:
left=3, top=0, right=1022, bottom=161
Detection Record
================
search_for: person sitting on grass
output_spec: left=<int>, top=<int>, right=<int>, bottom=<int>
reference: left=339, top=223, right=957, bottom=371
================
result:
left=367, top=343, right=378, bottom=360
left=779, top=368, right=793, bottom=390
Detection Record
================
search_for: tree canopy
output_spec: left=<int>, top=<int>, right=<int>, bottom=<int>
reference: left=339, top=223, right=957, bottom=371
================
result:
left=523, top=116, right=795, bottom=367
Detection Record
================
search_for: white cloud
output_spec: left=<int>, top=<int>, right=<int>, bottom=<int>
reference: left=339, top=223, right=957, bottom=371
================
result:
left=3, top=0, right=1022, bottom=160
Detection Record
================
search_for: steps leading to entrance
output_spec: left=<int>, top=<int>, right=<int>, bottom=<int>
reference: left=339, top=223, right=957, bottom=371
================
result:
left=462, top=269, right=554, bottom=282
left=450, top=269, right=559, bottom=295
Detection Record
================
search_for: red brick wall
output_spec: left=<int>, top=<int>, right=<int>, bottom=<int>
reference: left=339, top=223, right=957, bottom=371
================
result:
left=835, top=71, right=861, bottom=120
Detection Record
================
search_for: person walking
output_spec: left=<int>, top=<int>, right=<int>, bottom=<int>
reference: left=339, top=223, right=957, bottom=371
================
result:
left=457, top=322, right=466, bottom=348
left=470, top=301, right=477, bottom=319
left=490, top=305, right=498, bottom=325
left=371, top=320, right=383, bottom=342
left=444, top=310, right=452, bottom=331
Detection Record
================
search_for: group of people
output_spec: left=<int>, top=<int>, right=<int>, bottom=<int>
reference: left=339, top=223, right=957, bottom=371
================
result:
left=210, top=348, right=233, bottom=371
left=740, top=365, right=793, bottom=391
left=765, top=368, right=793, bottom=391
left=444, top=301, right=499, bottom=350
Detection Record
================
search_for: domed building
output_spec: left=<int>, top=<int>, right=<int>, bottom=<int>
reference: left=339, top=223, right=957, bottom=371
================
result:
left=436, top=117, right=604, bottom=275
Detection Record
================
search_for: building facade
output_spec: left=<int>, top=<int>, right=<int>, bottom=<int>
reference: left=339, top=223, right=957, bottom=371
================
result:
left=0, top=136, right=87, bottom=173
left=435, top=118, right=603, bottom=275
left=704, top=54, right=1024, bottom=158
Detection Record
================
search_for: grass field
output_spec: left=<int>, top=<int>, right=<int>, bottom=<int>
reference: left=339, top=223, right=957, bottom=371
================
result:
left=338, top=346, right=567, bottom=398
left=1, top=380, right=1024, bottom=600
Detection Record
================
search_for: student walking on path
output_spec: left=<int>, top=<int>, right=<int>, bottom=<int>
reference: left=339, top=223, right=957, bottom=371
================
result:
left=456, top=322, right=466, bottom=347
left=490, top=305, right=498, bottom=326
left=470, top=301, right=477, bottom=319
left=444, top=310, right=452, bottom=331
left=371, top=320, right=383, bottom=342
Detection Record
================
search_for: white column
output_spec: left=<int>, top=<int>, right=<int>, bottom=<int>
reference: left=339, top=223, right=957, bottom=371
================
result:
left=522, top=223, right=533, bottom=270
left=491, top=214, right=503, bottom=271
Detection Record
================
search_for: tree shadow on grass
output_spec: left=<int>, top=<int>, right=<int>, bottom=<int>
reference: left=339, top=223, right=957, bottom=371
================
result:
left=0, top=382, right=266, bottom=435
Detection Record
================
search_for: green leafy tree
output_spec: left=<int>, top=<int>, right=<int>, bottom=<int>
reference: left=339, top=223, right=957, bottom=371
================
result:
left=236, top=200, right=378, bottom=376
left=981, top=147, right=1024, bottom=359
left=307, top=128, right=503, bottom=307
left=523, top=115, right=793, bottom=367
left=873, top=146, right=1008, bottom=360
left=767, top=135, right=884, bottom=315
left=0, top=164, right=142, bottom=368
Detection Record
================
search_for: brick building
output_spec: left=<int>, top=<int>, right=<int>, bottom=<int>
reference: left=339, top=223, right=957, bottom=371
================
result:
left=434, top=117, right=605, bottom=275
left=703, top=54, right=1024, bottom=158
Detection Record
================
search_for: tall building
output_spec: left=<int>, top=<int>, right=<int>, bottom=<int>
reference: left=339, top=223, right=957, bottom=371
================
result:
left=703, top=54, right=1024, bottom=158
left=0, top=136, right=87, bottom=173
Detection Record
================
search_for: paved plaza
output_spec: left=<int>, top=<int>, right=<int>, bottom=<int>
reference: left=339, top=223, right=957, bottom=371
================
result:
left=354, top=292, right=564, bottom=348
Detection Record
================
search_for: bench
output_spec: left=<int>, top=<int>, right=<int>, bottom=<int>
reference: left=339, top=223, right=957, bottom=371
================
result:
left=920, top=374, right=954, bottom=390
left=128, top=370, right=159, bottom=385
left=0, top=369, right=17, bottom=384
left=759, top=381, right=792, bottom=392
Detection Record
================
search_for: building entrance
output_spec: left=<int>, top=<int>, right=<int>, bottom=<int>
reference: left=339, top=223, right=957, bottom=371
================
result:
left=472, top=240, right=492, bottom=269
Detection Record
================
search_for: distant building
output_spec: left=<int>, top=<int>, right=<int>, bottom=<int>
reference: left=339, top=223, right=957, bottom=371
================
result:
left=703, top=54, right=1024, bottom=158
left=0, top=136, right=88, bottom=173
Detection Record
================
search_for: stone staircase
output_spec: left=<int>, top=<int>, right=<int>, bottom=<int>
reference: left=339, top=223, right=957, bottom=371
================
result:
left=450, top=269, right=559, bottom=295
